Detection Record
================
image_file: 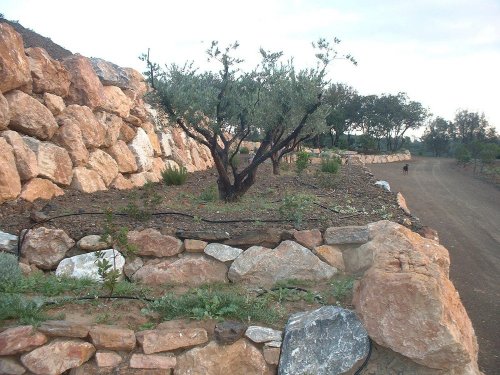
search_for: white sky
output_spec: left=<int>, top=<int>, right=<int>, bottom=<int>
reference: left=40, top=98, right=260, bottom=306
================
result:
left=2, top=0, right=499, bottom=137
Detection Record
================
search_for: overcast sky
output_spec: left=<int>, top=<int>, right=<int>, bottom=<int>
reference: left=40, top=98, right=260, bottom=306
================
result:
left=2, top=0, right=499, bottom=136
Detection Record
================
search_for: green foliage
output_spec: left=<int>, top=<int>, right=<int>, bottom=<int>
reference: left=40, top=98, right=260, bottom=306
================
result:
left=112, top=281, right=151, bottom=298
left=455, top=144, right=471, bottom=165
left=0, top=252, right=23, bottom=286
left=149, top=286, right=282, bottom=324
left=320, top=156, right=341, bottom=174
left=122, top=182, right=162, bottom=221
left=295, top=151, right=310, bottom=174
left=279, top=193, right=315, bottom=226
left=239, top=146, right=250, bottom=154
left=94, top=250, right=121, bottom=298
left=331, top=277, right=355, bottom=302
left=138, top=322, right=156, bottom=331
left=0, top=293, right=47, bottom=325
left=197, top=185, right=218, bottom=203
left=101, top=210, right=137, bottom=257
left=480, top=143, right=500, bottom=165
left=162, top=165, right=188, bottom=186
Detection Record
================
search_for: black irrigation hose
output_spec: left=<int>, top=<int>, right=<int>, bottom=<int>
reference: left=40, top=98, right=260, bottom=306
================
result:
left=43, top=295, right=156, bottom=305
left=354, top=337, right=372, bottom=375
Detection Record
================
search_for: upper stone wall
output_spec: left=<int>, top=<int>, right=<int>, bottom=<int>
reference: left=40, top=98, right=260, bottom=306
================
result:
left=0, top=22, right=214, bottom=204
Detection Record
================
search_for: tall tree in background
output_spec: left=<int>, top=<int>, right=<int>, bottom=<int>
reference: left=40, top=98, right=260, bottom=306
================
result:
left=452, top=110, right=489, bottom=144
left=422, top=117, right=453, bottom=156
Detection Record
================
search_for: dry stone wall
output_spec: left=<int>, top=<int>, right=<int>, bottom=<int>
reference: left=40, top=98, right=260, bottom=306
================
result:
left=0, top=22, right=214, bottom=204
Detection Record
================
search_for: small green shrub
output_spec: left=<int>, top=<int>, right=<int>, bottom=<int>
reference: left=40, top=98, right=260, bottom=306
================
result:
left=240, top=146, right=250, bottom=154
left=331, top=277, right=355, bottom=302
left=0, top=252, right=22, bottom=286
left=279, top=193, right=315, bottom=226
left=197, top=185, right=218, bottom=203
left=162, top=166, right=188, bottom=185
left=455, top=144, right=471, bottom=166
left=321, top=156, right=341, bottom=174
left=295, top=151, right=310, bottom=174
left=0, top=293, right=47, bottom=325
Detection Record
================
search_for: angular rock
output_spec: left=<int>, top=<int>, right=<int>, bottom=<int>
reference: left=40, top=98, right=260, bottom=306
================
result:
left=0, top=24, right=31, bottom=93
left=137, top=328, right=208, bottom=354
left=52, top=122, right=89, bottom=166
left=20, top=178, right=65, bottom=202
left=228, top=241, right=336, bottom=287
left=77, top=235, right=109, bottom=251
left=324, top=225, right=369, bottom=245
left=397, top=192, right=411, bottom=215
left=214, top=321, right=247, bottom=345
left=0, top=357, right=26, bottom=375
left=0, top=231, right=18, bottom=254
left=175, top=339, right=272, bottom=375
left=56, top=105, right=106, bottom=148
left=88, top=149, right=119, bottom=187
left=263, top=346, right=281, bottom=365
left=2, top=130, right=39, bottom=181
left=150, top=157, right=166, bottom=180
left=89, top=326, right=135, bottom=351
left=56, top=249, right=125, bottom=281
left=63, top=54, right=104, bottom=109
left=130, top=354, right=176, bottom=370
left=141, top=122, right=162, bottom=156
left=278, top=306, right=369, bottom=375
left=23, top=137, right=73, bottom=186
left=20, top=339, right=95, bottom=375
left=70, top=167, right=106, bottom=193
left=5, top=90, right=58, bottom=140
left=245, top=326, right=282, bottom=343
left=38, top=320, right=90, bottom=338
left=43, top=93, right=65, bottom=116
left=176, top=230, right=230, bottom=242
left=95, top=351, right=122, bottom=367
left=119, top=121, right=136, bottom=143
left=204, top=243, right=243, bottom=262
left=375, top=180, right=391, bottom=191
left=127, top=228, right=182, bottom=257
left=0, top=92, right=10, bottom=130
left=128, top=128, right=154, bottom=172
left=124, top=257, right=143, bottom=279
left=224, top=228, right=283, bottom=249
left=101, top=86, right=132, bottom=118
left=292, top=229, right=323, bottom=249
left=127, top=171, right=157, bottom=187
left=353, top=220, right=478, bottom=370
left=313, top=245, right=345, bottom=271
left=94, top=111, right=122, bottom=147
left=105, top=140, right=138, bottom=173
left=0, top=326, right=47, bottom=355
left=184, top=239, right=207, bottom=253
left=133, top=255, right=228, bottom=286
left=123, top=67, right=148, bottom=97
left=418, top=226, right=440, bottom=242
left=90, top=58, right=131, bottom=88
left=21, top=227, right=75, bottom=269
left=0, top=137, right=22, bottom=203
left=110, top=173, right=135, bottom=190
left=25, top=47, right=70, bottom=97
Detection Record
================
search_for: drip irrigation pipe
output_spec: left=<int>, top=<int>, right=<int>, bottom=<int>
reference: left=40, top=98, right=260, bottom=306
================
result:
left=354, top=337, right=372, bottom=375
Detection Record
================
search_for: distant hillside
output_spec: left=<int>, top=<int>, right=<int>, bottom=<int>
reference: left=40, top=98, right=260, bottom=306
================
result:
left=0, top=15, right=72, bottom=60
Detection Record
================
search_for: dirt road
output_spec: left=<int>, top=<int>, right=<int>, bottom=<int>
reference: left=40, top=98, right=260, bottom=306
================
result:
left=369, top=157, right=500, bottom=374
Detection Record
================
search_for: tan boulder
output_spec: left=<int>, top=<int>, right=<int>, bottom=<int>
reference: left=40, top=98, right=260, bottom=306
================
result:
left=119, top=121, right=137, bottom=143
left=175, top=339, right=273, bottom=375
left=52, top=122, right=89, bottom=166
left=21, top=339, right=95, bottom=375
left=23, top=137, right=73, bottom=186
left=0, top=357, right=26, bottom=375
left=130, top=100, right=150, bottom=122
left=25, top=47, right=70, bottom=97
left=5, top=90, right=58, bottom=140
left=21, top=227, right=75, bottom=269
left=2, top=130, right=38, bottom=181
left=184, top=239, right=207, bottom=253
left=123, top=67, right=148, bottom=97
left=70, top=167, right=106, bottom=193
left=62, top=54, right=104, bottom=109
left=313, top=245, right=345, bottom=271
left=353, top=221, right=479, bottom=371
left=292, top=229, right=322, bottom=249
left=128, top=128, right=154, bottom=171
left=136, top=328, right=208, bottom=354
left=0, top=137, right=22, bottom=203
left=38, top=320, right=90, bottom=338
left=126, top=172, right=154, bottom=187
left=141, top=122, right=162, bottom=156
left=151, top=157, right=166, bottom=180
left=0, top=92, right=10, bottom=129
left=127, top=228, right=182, bottom=257
left=20, top=178, right=65, bottom=202
left=130, top=354, right=176, bottom=370
left=0, top=24, right=32, bottom=93
left=56, top=105, right=106, bottom=148
left=95, top=351, right=122, bottom=368
left=43, top=93, right=66, bottom=115
left=105, top=140, right=138, bottom=173
left=397, top=192, right=411, bottom=215
left=88, top=149, right=119, bottom=187
left=89, top=326, right=135, bottom=351
left=110, top=173, right=135, bottom=190
left=133, top=255, right=228, bottom=286
left=94, top=111, right=122, bottom=147
left=124, top=114, right=142, bottom=127
left=0, top=326, right=47, bottom=355
left=101, top=86, right=132, bottom=118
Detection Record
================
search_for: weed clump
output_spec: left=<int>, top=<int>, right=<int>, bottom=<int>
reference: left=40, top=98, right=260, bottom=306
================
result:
left=279, top=193, right=315, bottom=227
left=0, top=252, right=22, bottom=286
left=320, top=156, right=341, bottom=174
left=162, top=165, right=188, bottom=185
left=295, top=151, right=310, bottom=174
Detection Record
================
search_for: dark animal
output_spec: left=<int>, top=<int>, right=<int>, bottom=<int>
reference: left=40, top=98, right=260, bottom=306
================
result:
left=403, top=164, right=409, bottom=174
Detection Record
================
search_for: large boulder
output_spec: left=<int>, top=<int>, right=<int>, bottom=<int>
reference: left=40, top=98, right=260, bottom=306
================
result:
left=25, top=47, right=70, bottom=97
left=324, top=225, right=369, bottom=245
left=88, top=149, right=119, bottom=187
left=24, top=137, right=73, bottom=186
left=0, top=326, right=47, bottom=355
left=56, top=249, right=125, bottom=281
left=62, top=54, right=104, bottom=109
left=353, top=221, right=480, bottom=372
left=43, top=93, right=65, bottom=115
left=137, top=328, right=208, bottom=354
left=228, top=241, right=337, bottom=287
left=104, top=140, right=138, bottom=173
left=70, top=167, right=106, bottom=193
left=0, top=24, right=31, bottom=93
left=20, top=178, right=65, bottom=202
left=204, top=243, right=243, bottom=262
left=109, top=173, right=135, bottom=190
left=0, top=230, right=18, bottom=254
left=52, top=122, right=89, bottom=166
left=5, top=90, right=58, bottom=140
left=133, top=255, right=228, bottom=286
left=278, top=306, right=369, bottom=375
left=128, top=127, right=154, bottom=171
left=175, top=339, right=273, bottom=375
left=101, top=86, right=132, bottom=118
left=89, top=326, right=135, bottom=351
left=56, top=105, right=106, bottom=148
left=94, top=111, right=122, bottom=147
left=127, top=228, right=182, bottom=257
left=21, top=227, right=75, bottom=269
left=123, top=67, right=148, bottom=97
left=21, top=339, right=95, bottom=375
left=89, top=57, right=131, bottom=88
left=2, top=130, right=39, bottom=181
left=0, top=137, right=22, bottom=203
left=0, top=92, right=10, bottom=130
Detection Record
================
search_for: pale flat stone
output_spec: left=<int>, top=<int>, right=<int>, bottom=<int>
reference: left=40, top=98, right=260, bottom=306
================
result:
left=137, top=328, right=208, bottom=354
left=89, top=326, right=135, bottom=351
left=204, top=243, right=243, bottom=262
left=130, top=354, right=176, bottom=370
left=56, top=249, right=125, bottom=281
left=95, top=351, right=122, bottom=367
left=245, top=326, right=282, bottom=343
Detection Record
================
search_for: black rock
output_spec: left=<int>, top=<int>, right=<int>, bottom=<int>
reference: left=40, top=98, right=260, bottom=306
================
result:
left=214, top=320, right=247, bottom=345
